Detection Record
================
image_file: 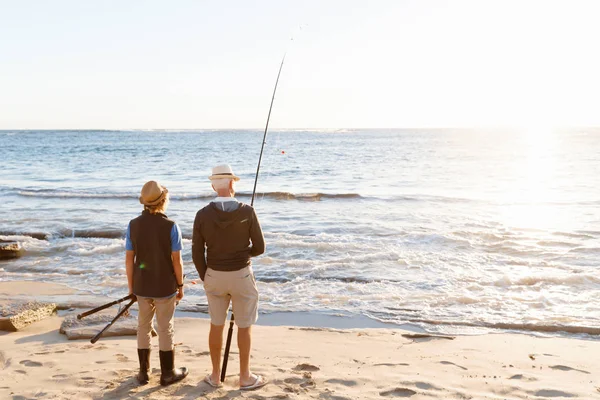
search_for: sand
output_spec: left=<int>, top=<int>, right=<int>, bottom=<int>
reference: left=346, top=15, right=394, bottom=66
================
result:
left=0, top=282, right=599, bottom=400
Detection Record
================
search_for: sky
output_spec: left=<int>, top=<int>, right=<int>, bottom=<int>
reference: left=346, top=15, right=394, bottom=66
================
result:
left=1, top=0, right=599, bottom=129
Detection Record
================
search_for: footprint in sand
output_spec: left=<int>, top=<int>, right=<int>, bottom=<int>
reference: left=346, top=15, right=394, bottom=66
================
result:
left=19, top=360, right=42, bottom=367
left=379, top=388, right=417, bottom=397
left=549, top=365, right=590, bottom=374
left=115, top=354, right=129, bottom=362
left=0, top=351, right=10, bottom=369
left=533, top=389, right=576, bottom=398
left=325, top=378, right=358, bottom=387
left=283, top=386, right=301, bottom=394
left=509, top=374, right=537, bottom=382
left=413, top=382, right=442, bottom=391
left=319, top=392, right=353, bottom=400
left=439, top=361, right=467, bottom=370
left=82, top=344, right=107, bottom=350
left=284, top=376, right=315, bottom=387
left=15, top=370, right=27, bottom=375
left=248, top=395, right=291, bottom=400
left=52, top=374, right=69, bottom=379
left=374, top=363, right=410, bottom=367
left=293, top=363, right=320, bottom=372
left=195, top=351, right=210, bottom=357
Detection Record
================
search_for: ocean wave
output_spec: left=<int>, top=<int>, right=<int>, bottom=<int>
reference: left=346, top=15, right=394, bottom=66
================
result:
left=5, top=187, right=506, bottom=203
left=0, top=229, right=124, bottom=240
left=0, top=231, right=50, bottom=240
left=552, top=231, right=596, bottom=240
left=69, top=243, right=123, bottom=256
left=59, top=229, right=125, bottom=239
left=17, top=189, right=136, bottom=200
left=13, top=188, right=363, bottom=201
left=386, top=316, right=600, bottom=336
left=252, top=273, right=398, bottom=285
left=494, top=274, right=600, bottom=287
left=536, top=240, right=578, bottom=248
left=567, top=246, right=600, bottom=255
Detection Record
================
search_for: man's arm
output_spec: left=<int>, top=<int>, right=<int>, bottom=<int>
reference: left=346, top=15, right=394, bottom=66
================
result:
left=249, top=208, right=265, bottom=257
left=192, top=213, right=208, bottom=281
left=126, top=250, right=135, bottom=294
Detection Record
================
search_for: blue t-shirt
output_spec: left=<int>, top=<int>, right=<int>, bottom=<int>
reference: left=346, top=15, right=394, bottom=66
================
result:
left=125, top=222, right=183, bottom=252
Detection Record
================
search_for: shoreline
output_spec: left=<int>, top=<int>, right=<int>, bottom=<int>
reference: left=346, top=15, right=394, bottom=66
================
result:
left=2, top=280, right=599, bottom=340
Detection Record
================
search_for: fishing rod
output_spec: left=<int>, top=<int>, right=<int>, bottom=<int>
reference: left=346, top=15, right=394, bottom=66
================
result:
left=78, top=294, right=143, bottom=343
left=90, top=297, right=137, bottom=344
left=77, top=294, right=135, bottom=320
left=221, top=52, right=287, bottom=383
left=250, top=54, right=286, bottom=207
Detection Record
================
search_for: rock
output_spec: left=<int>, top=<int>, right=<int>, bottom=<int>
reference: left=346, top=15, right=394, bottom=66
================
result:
left=0, top=241, right=23, bottom=260
left=60, top=313, right=156, bottom=340
left=0, top=301, right=57, bottom=331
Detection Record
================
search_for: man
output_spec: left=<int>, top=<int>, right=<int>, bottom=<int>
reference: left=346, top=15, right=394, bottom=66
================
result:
left=192, top=164, right=267, bottom=390
left=126, top=180, right=189, bottom=386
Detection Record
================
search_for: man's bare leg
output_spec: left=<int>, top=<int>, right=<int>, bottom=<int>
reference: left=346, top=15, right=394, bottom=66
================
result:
left=209, top=323, right=225, bottom=383
left=238, top=326, right=256, bottom=386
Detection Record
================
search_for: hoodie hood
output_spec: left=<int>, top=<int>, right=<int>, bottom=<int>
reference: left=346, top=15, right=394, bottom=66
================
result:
left=209, top=202, right=244, bottom=229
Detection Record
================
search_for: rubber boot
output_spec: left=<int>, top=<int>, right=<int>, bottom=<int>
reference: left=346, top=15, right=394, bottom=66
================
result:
left=159, top=350, right=188, bottom=386
left=136, top=349, right=150, bottom=385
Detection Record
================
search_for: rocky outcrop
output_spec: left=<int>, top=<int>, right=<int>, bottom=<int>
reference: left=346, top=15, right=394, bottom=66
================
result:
left=0, top=240, right=23, bottom=260
left=0, top=301, right=57, bottom=331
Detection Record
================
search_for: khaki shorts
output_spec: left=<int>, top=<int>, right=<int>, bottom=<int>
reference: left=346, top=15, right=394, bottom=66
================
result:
left=203, top=266, right=259, bottom=328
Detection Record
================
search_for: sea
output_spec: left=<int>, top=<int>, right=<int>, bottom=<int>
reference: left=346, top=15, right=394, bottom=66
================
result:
left=1, top=129, right=599, bottom=336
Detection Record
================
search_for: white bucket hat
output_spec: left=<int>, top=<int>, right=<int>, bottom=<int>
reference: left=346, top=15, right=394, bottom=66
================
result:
left=209, top=164, right=240, bottom=181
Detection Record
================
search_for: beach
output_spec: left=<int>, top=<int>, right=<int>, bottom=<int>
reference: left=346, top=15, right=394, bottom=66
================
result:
left=1, top=129, right=600, bottom=398
left=3, top=0, right=600, bottom=397
left=1, top=281, right=599, bottom=400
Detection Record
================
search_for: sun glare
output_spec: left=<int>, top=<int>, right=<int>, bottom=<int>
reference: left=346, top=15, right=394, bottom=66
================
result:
left=501, top=125, right=559, bottom=230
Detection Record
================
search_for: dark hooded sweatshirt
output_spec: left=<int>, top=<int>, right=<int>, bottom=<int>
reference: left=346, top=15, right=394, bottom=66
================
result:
left=192, top=201, right=265, bottom=281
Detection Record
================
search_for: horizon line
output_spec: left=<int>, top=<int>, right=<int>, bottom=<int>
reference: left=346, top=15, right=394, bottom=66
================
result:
left=2, top=125, right=600, bottom=131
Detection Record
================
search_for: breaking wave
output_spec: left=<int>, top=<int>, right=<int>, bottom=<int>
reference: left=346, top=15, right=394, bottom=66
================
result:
left=384, top=317, right=600, bottom=336
left=0, top=229, right=124, bottom=240
left=13, top=188, right=362, bottom=201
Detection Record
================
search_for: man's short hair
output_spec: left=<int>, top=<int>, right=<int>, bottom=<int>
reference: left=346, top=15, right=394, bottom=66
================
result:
left=212, top=178, right=232, bottom=190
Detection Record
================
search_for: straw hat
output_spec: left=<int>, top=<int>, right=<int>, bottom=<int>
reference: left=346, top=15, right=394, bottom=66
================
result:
left=139, top=181, right=168, bottom=206
left=209, top=164, right=240, bottom=181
